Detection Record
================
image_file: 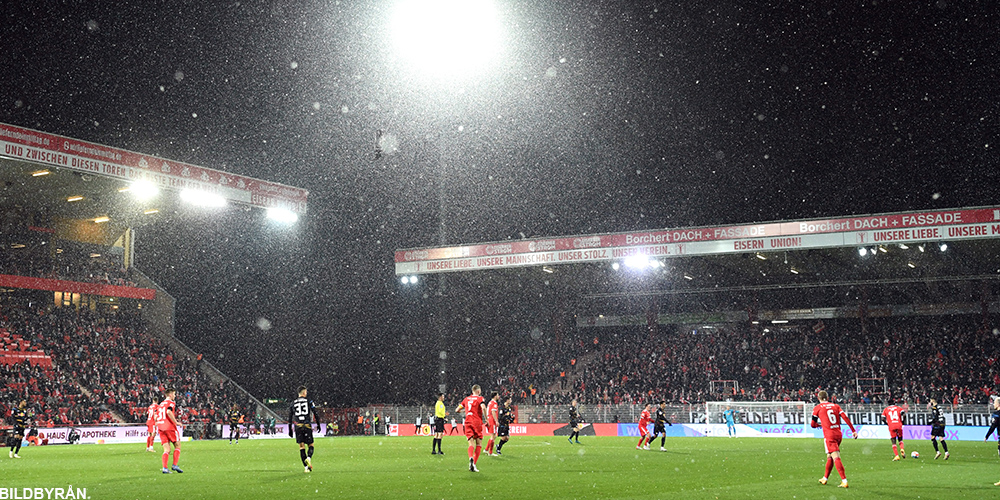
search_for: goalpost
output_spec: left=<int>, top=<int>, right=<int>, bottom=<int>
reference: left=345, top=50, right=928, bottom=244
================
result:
left=705, top=401, right=814, bottom=435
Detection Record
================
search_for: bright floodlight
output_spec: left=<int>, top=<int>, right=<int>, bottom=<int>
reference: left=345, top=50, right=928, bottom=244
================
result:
left=267, top=207, right=299, bottom=224
left=939, top=242, right=948, bottom=252
left=858, top=247, right=868, bottom=257
left=401, top=276, right=410, bottom=284
left=180, top=188, right=226, bottom=208
left=409, top=275, right=418, bottom=284
left=391, top=0, right=503, bottom=80
left=611, top=262, right=620, bottom=271
left=129, top=180, right=160, bottom=201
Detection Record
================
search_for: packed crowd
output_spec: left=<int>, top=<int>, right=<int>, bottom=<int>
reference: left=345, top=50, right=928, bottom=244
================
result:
left=455, top=315, right=998, bottom=407
left=1, top=243, right=135, bottom=287
left=1, top=301, right=254, bottom=428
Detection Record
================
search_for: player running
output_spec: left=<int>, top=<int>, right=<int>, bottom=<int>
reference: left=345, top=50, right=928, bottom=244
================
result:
left=636, top=403, right=652, bottom=450
left=432, top=393, right=447, bottom=455
left=157, top=388, right=183, bottom=474
left=811, top=390, right=856, bottom=488
left=145, top=401, right=158, bottom=452
left=723, top=406, right=737, bottom=437
left=8, top=400, right=29, bottom=459
left=289, top=386, right=320, bottom=473
left=882, top=400, right=906, bottom=461
left=228, top=403, right=242, bottom=444
left=456, top=385, right=487, bottom=472
left=647, top=401, right=673, bottom=451
left=984, top=396, right=1000, bottom=486
left=929, top=399, right=949, bottom=460
left=568, top=399, right=582, bottom=444
left=485, top=392, right=500, bottom=456
left=495, top=396, right=513, bottom=455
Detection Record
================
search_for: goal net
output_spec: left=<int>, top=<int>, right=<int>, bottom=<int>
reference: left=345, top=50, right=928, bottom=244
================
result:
left=705, top=401, right=813, bottom=433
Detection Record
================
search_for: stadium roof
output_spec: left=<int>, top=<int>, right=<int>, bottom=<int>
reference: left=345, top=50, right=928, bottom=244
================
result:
left=396, top=207, right=1000, bottom=318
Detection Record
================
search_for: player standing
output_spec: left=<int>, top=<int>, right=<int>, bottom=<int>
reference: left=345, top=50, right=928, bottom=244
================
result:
left=455, top=384, right=487, bottom=472
left=647, top=401, right=673, bottom=451
left=495, top=396, right=513, bottom=455
left=432, top=393, right=447, bottom=455
left=8, top=400, right=28, bottom=459
left=145, top=401, right=158, bottom=452
left=984, top=396, right=1000, bottom=485
left=485, top=393, right=499, bottom=455
left=228, top=403, right=242, bottom=444
left=568, top=399, right=582, bottom=444
left=157, top=388, right=183, bottom=474
left=723, top=406, right=737, bottom=437
left=881, top=400, right=906, bottom=461
left=636, top=403, right=652, bottom=450
left=929, top=399, right=949, bottom=459
left=289, top=386, right=320, bottom=473
left=811, top=390, right=856, bottom=488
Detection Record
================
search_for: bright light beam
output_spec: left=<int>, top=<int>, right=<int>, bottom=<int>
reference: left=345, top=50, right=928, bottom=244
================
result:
left=129, top=180, right=160, bottom=201
left=266, top=207, right=299, bottom=225
left=180, top=188, right=226, bottom=208
left=391, top=0, right=503, bottom=81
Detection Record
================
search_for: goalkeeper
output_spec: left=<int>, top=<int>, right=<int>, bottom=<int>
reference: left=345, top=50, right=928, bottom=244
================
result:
left=723, top=406, right=737, bottom=437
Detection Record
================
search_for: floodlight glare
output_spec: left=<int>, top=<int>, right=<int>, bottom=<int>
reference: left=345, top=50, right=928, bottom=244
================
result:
left=401, top=276, right=410, bottom=284
left=939, top=242, right=948, bottom=252
left=858, top=247, right=867, bottom=257
left=180, top=188, right=226, bottom=207
left=128, top=180, right=160, bottom=201
left=266, top=207, right=299, bottom=224
left=391, top=0, right=503, bottom=81
left=409, top=275, right=418, bottom=284
left=624, top=255, right=652, bottom=269
left=611, top=262, right=620, bottom=271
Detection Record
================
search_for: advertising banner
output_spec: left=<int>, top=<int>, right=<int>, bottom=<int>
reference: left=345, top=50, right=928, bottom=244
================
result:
left=32, top=425, right=188, bottom=445
left=396, top=207, right=1000, bottom=275
left=0, top=122, right=308, bottom=214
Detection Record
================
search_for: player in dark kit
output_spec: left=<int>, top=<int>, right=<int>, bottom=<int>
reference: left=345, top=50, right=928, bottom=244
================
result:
left=567, top=399, right=582, bottom=444
left=8, top=400, right=29, bottom=459
left=984, top=396, right=1000, bottom=486
left=648, top=401, right=673, bottom=451
left=494, top=396, right=513, bottom=455
left=289, top=386, right=321, bottom=473
left=228, top=403, right=242, bottom=444
left=928, top=399, right=949, bottom=460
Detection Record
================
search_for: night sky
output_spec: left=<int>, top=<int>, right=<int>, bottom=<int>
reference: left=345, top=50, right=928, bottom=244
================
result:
left=2, top=1, right=997, bottom=404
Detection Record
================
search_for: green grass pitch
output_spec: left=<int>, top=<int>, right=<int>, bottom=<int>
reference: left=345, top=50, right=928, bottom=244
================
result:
left=3, top=436, right=998, bottom=499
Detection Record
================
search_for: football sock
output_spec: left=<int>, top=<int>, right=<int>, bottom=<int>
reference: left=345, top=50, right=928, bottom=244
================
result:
left=931, top=439, right=938, bottom=451
left=941, top=440, right=948, bottom=452
left=468, top=444, right=475, bottom=459
left=661, top=436, right=665, bottom=447
left=474, top=445, right=482, bottom=463
left=15, top=443, right=21, bottom=454
left=486, top=438, right=494, bottom=453
left=892, top=444, right=898, bottom=456
left=300, top=449, right=307, bottom=465
left=173, top=449, right=180, bottom=466
left=899, top=443, right=904, bottom=455
left=162, top=451, right=169, bottom=468
left=432, top=438, right=437, bottom=452
left=637, top=437, right=645, bottom=447
left=833, top=458, right=846, bottom=480
left=307, top=446, right=314, bottom=458
left=824, top=457, right=833, bottom=478
left=496, top=440, right=505, bottom=452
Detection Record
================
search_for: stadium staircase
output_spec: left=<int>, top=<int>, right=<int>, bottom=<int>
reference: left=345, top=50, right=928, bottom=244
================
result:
left=546, top=350, right=603, bottom=395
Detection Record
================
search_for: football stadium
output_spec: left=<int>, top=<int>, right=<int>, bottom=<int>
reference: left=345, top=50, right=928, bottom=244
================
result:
left=4, top=1, right=1000, bottom=499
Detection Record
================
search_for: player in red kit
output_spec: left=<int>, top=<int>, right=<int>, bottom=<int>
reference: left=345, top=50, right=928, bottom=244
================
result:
left=455, top=384, right=487, bottom=472
left=811, top=390, right=856, bottom=488
left=156, top=388, right=183, bottom=474
left=881, top=401, right=906, bottom=461
left=485, top=393, right=499, bottom=456
left=636, top=404, right=652, bottom=450
left=145, top=401, right=158, bottom=452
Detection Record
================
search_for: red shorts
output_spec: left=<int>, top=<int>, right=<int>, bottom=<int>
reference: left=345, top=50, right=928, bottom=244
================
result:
left=159, top=429, right=178, bottom=444
left=824, top=432, right=843, bottom=453
left=487, top=420, right=497, bottom=434
left=888, top=426, right=903, bottom=440
left=147, top=424, right=156, bottom=434
left=638, top=424, right=649, bottom=436
left=465, top=421, right=483, bottom=440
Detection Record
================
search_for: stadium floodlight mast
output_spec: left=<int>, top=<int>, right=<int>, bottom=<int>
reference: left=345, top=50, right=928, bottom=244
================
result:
left=390, top=0, right=504, bottom=82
